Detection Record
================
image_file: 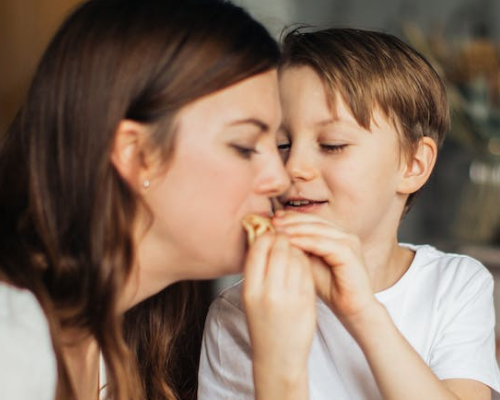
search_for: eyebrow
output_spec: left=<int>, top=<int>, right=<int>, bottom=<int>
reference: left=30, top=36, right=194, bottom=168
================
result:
left=315, top=117, right=362, bottom=132
left=279, top=119, right=335, bottom=134
left=314, top=118, right=336, bottom=128
left=228, top=118, right=269, bottom=132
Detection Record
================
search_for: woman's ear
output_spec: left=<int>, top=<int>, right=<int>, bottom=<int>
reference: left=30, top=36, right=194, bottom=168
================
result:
left=110, top=120, right=151, bottom=190
left=397, top=136, right=438, bottom=195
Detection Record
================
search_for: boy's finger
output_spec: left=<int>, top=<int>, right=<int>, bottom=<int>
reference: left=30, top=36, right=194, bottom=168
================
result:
left=273, top=210, right=321, bottom=224
left=276, top=221, right=345, bottom=240
left=273, top=211, right=345, bottom=232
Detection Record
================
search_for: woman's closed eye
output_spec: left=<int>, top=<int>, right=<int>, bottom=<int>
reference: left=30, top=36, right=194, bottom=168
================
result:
left=230, top=144, right=258, bottom=158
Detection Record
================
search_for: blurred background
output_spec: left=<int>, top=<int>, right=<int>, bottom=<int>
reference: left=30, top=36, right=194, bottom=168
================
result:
left=1, top=0, right=500, bottom=358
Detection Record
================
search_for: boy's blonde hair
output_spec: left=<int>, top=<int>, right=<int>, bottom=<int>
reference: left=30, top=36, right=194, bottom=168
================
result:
left=281, top=27, right=450, bottom=214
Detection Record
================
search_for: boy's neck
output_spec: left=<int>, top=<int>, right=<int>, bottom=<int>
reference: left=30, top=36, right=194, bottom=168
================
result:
left=363, top=239, right=415, bottom=293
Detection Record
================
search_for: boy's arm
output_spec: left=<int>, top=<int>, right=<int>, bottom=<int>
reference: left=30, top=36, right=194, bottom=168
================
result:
left=341, top=259, right=498, bottom=400
left=349, top=300, right=492, bottom=400
left=274, top=212, right=498, bottom=400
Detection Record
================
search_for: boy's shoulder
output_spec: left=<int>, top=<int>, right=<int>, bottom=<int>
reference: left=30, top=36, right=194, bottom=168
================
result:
left=403, top=243, right=493, bottom=285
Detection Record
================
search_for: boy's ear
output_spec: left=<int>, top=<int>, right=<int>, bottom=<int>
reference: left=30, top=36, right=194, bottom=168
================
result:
left=110, top=120, right=152, bottom=190
left=397, top=137, right=438, bottom=195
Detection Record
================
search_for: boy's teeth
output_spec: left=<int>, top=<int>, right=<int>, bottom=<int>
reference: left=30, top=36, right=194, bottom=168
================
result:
left=289, top=200, right=311, bottom=206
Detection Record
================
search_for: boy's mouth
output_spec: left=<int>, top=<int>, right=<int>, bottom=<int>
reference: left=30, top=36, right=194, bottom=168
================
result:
left=281, top=197, right=328, bottom=211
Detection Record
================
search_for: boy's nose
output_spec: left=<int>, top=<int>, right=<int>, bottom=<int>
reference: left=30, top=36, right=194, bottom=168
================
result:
left=286, top=149, right=318, bottom=182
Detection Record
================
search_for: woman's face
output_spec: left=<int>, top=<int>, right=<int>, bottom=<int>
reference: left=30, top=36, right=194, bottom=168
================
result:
left=141, top=70, right=288, bottom=281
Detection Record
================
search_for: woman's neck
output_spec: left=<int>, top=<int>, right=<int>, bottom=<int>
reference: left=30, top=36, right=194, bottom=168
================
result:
left=116, top=209, right=179, bottom=313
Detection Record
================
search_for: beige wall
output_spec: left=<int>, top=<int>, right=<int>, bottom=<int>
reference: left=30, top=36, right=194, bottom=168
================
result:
left=0, top=0, right=81, bottom=134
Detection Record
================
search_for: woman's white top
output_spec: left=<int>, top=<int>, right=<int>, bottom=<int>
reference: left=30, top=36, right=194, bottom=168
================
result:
left=0, top=281, right=108, bottom=400
left=0, top=282, right=57, bottom=400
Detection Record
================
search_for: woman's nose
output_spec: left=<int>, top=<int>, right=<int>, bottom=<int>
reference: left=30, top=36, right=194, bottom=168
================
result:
left=255, top=149, right=290, bottom=197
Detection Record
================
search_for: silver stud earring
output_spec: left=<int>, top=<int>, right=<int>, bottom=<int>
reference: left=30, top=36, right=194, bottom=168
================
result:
left=143, top=179, right=150, bottom=188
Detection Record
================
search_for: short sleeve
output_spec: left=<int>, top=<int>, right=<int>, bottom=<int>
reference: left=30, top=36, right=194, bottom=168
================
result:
left=0, top=284, right=57, bottom=400
left=430, top=266, right=500, bottom=398
left=198, top=291, right=255, bottom=400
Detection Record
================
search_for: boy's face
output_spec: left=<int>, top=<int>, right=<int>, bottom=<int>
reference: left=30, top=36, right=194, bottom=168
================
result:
left=277, top=66, right=409, bottom=243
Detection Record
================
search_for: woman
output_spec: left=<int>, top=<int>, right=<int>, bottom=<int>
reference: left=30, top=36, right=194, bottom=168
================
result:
left=0, top=1, right=317, bottom=399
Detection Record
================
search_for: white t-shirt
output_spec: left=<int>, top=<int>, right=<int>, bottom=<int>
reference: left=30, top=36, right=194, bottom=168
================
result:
left=0, top=282, right=109, bottom=400
left=198, top=244, right=500, bottom=400
left=0, top=282, right=57, bottom=400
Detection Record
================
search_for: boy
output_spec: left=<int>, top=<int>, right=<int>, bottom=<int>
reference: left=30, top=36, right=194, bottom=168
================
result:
left=198, top=28, right=500, bottom=400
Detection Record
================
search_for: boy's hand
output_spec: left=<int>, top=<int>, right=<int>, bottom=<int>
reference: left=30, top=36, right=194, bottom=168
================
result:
left=273, top=211, right=379, bottom=328
left=242, top=232, right=316, bottom=400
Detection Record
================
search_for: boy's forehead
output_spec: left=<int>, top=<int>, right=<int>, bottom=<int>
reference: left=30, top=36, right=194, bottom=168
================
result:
left=317, top=96, right=403, bottom=142
left=326, top=92, right=372, bottom=128
left=328, top=90, right=402, bottom=135
left=280, top=66, right=401, bottom=139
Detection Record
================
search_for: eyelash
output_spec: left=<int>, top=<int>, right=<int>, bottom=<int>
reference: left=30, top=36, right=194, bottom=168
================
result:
left=231, top=145, right=258, bottom=158
left=276, top=143, right=347, bottom=154
left=320, top=144, right=347, bottom=153
left=277, top=143, right=291, bottom=153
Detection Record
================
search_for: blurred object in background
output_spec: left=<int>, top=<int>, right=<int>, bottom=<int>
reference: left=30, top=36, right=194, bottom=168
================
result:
left=401, top=9, right=500, bottom=249
left=0, top=0, right=82, bottom=135
left=455, top=158, right=500, bottom=244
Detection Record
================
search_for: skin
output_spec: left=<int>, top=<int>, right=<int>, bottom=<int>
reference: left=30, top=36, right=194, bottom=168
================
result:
left=112, top=69, right=290, bottom=308
left=243, top=233, right=316, bottom=400
left=65, top=69, right=295, bottom=400
left=273, top=66, right=491, bottom=400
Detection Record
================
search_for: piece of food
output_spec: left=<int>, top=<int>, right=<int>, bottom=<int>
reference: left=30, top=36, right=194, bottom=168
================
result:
left=242, top=214, right=274, bottom=245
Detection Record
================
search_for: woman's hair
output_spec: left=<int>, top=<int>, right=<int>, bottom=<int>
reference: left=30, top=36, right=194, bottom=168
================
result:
left=0, top=0, right=280, bottom=399
left=280, top=27, right=450, bottom=214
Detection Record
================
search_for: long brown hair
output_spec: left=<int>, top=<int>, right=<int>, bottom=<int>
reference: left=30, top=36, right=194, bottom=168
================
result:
left=281, top=27, right=450, bottom=214
left=0, top=0, right=280, bottom=399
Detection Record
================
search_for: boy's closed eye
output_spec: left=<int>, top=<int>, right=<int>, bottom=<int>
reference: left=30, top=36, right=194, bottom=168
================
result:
left=319, top=143, right=348, bottom=154
left=275, top=140, right=348, bottom=155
